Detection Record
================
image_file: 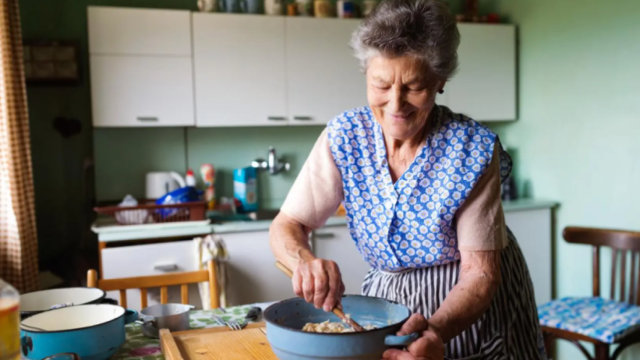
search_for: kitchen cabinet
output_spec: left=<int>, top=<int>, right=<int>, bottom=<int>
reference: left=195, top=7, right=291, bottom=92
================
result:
left=223, top=230, right=294, bottom=305
left=221, top=226, right=369, bottom=305
left=90, top=56, right=194, bottom=127
left=312, top=225, right=371, bottom=295
left=88, top=7, right=191, bottom=56
left=504, top=207, right=553, bottom=305
left=101, top=240, right=203, bottom=311
left=88, top=7, right=516, bottom=127
left=192, top=14, right=288, bottom=127
left=88, top=6, right=195, bottom=127
left=440, top=24, right=516, bottom=121
left=285, top=18, right=367, bottom=125
left=192, top=16, right=365, bottom=127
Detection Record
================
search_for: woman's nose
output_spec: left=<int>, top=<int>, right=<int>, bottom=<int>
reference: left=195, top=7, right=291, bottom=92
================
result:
left=387, top=87, right=406, bottom=112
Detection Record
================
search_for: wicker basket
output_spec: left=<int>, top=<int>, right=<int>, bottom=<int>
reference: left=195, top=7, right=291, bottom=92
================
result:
left=94, top=200, right=207, bottom=225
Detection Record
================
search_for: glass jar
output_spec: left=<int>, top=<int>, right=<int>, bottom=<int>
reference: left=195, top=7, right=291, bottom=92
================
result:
left=0, top=278, right=20, bottom=360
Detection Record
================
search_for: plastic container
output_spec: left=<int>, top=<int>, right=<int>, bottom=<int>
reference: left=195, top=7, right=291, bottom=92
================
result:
left=0, top=278, right=20, bottom=360
left=233, top=167, right=258, bottom=212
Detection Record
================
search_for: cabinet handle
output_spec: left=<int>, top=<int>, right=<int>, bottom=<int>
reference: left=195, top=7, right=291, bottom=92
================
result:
left=154, top=264, right=178, bottom=272
left=314, top=232, right=335, bottom=239
left=293, top=116, right=313, bottom=121
left=268, top=116, right=287, bottom=121
left=137, top=116, right=159, bottom=122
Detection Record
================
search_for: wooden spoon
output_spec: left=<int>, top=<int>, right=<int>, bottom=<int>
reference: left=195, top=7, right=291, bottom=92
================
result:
left=275, top=261, right=365, bottom=332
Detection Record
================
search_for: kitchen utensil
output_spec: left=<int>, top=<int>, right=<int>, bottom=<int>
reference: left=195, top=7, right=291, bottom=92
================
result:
left=274, top=261, right=365, bottom=332
left=19, top=287, right=110, bottom=319
left=198, top=0, right=217, bottom=12
left=296, top=0, right=313, bottom=16
left=146, top=172, right=186, bottom=200
left=287, top=3, right=297, bottom=15
left=362, top=0, right=378, bottom=16
left=264, top=295, right=419, bottom=360
left=226, top=306, right=262, bottom=330
left=337, top=0, right=355, bottom=18
left=155, top=187, right=202, bottom=218
left=139, top=304, right=193, bottom=338
left=20, top=304, right=138, bottom=360
left=218, top=0, right=243, bottom=12
left=242, top=0, right=261, bottom=14
left=264, top=0, right=283, bottom=15
left=115, top=195, right=149, bottom=225
left=314, top=0, right=333, bottom=17
left=159, top=322, right=276, bottom=360
left=211, top=314, right=240, bottom=331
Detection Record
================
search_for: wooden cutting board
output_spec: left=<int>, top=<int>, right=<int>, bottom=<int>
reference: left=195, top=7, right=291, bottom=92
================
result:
left=160, top=322, right=279, bottom=360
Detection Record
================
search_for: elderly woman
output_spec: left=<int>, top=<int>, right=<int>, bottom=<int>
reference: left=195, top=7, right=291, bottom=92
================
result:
left=270, top=0, right=545, bottom=359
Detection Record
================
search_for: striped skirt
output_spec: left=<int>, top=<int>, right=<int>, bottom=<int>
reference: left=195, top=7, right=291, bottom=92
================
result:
left=361, top=230, right=546, bottom=360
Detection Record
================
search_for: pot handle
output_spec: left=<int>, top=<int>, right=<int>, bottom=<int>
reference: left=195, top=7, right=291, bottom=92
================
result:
left=125, top=309, right=139, bottom=324
left=385, top=332, right=420, bottom=347
left=21, top=335, right=33, bottom=356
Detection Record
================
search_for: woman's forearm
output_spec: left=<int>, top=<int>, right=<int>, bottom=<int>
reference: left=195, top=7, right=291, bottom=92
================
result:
left=427, top=250, right=501, bottom=343
left=270, top=212, right=345, bottom=310
left=269, top=213, right=316, bottom=270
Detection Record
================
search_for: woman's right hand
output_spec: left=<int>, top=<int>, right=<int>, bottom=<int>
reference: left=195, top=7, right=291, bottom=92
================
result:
left=292, top=258, right=346, bottom=312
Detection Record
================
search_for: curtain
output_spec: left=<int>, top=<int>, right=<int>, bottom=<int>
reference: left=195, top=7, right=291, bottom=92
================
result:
left=0, top=0, right=38, bottom=293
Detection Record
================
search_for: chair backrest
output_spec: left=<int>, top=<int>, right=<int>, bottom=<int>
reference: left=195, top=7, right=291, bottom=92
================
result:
left=87, top=259, right=219, bottom=309
left=564, top=226, right=640, bottom=303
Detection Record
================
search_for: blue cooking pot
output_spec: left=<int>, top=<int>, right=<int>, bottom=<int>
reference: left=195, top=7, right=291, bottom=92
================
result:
left=264, top=295, right=419, bottom=360
left=20, top=304, right=138, bottom=360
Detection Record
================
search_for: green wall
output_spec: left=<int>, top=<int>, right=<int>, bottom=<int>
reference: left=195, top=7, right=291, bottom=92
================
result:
left=492, top=0, right=640, bottom=358
left=21, top=0, right=490, bottom=262
left=94, top=126, right=323, bottom=209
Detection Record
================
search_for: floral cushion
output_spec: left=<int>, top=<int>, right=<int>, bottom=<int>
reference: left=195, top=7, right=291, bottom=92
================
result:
left=538, top=297, right=640, bottom=343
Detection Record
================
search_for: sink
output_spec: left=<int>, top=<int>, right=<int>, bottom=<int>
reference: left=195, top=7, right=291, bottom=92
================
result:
left=247, top=209, right=280, bottom=221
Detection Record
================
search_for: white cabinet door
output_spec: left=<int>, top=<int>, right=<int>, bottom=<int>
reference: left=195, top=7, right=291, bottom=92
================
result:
left=88, top=7, right=191, bottom=56
left=90, top=56, right=195, bottom=127
left=285, top=18, right=367, bottom=125
left=504, top=208, right=552, bottom=306
left=192, top=14, right=288, bottom=127
left=222, top=230, right=295, bottom=305
left=101, top=241, right=203, bottom=311
left=446, top=24, right=516, bottom=121
left=312, top=225, right=371, bottom=295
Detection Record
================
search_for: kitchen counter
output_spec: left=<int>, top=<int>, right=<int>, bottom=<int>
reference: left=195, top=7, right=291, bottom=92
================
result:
left=92, top=198, right=558, bottom=243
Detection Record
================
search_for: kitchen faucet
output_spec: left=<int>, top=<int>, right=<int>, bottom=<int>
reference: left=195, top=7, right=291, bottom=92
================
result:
left=251, top=146, right=290, bottom=175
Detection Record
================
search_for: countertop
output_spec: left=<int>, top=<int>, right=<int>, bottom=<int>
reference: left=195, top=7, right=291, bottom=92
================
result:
left=93, top=198, right=558, bottom=243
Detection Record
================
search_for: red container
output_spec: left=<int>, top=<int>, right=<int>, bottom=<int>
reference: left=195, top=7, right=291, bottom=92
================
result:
left=94, top=200, right=207, bottom=225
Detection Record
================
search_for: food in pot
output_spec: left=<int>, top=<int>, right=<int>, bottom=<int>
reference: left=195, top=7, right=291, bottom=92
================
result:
left=302, top=320, right=377, bottom=333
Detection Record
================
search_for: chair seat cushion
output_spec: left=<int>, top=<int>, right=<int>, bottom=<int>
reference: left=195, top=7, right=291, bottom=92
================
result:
left=538, top=297, right=640, bottom=343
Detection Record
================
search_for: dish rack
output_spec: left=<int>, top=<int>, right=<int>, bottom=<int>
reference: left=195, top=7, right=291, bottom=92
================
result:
left=94, top=200, right=207, bottom=226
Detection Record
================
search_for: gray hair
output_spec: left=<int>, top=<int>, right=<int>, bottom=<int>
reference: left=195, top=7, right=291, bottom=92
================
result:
left=350, top=0, right=460, bottom=79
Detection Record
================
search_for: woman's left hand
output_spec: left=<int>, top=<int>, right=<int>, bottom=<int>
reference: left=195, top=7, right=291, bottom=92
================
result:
left=381, top=314, right=445, bottom=360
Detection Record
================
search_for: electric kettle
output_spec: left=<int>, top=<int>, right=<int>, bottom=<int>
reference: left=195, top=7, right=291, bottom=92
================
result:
left=145, top=172, right=186, bottom=199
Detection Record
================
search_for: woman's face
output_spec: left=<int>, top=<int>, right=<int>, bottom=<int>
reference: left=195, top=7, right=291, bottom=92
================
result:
left=366, top=55, right=443, bottom=141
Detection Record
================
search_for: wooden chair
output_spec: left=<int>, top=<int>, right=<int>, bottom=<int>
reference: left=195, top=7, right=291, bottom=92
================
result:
left=541, top=227, right=640, bottom=360
left=87, top=260, right=219, bottom=309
